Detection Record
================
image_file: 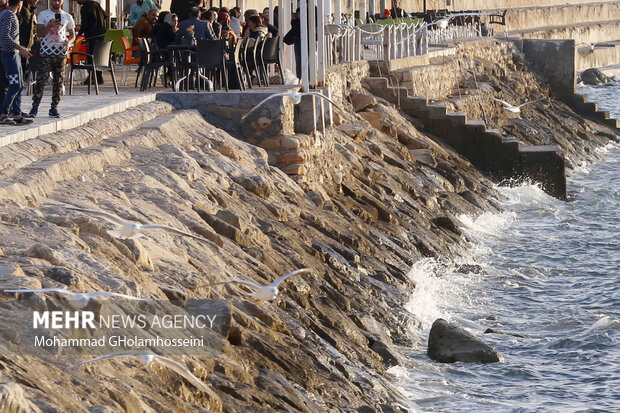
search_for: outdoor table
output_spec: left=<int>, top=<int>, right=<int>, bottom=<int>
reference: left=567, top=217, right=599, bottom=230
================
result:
left=104, top=29, right=131, bottom=53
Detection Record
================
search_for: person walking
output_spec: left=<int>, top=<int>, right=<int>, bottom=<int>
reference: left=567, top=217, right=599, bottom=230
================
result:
left=0, top=0, right=33, bottom=125
left=26, top=0, right=75, bottom=118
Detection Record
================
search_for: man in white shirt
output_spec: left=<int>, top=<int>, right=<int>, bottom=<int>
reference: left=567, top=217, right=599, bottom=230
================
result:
left=26, top=0, right=74, bottom=118
left=129, top=0, right=158, bottom=25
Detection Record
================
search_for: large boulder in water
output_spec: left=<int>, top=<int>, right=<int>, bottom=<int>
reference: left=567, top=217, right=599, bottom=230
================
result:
left=580, top=68, right=612, bottom=85
left=427, top=319, right=503, bottom=363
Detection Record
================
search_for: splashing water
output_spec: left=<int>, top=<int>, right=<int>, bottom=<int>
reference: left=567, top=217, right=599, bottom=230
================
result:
left=396, top=99, right=620, bottom=411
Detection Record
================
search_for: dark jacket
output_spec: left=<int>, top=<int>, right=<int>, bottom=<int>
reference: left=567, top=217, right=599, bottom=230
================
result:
left=177, top=18, right=208, bottom=42
left=154, top=23, right=176, bottom=49
left=212, top=21, right=221, bottom=39
left=78, top=0, right=106, bottom=38
left=17, top=4, right=36, bottom=48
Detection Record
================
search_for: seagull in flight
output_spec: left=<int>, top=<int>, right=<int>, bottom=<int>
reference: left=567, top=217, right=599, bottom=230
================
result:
left=202, top=268, right=312, bottom=302
left=417, top=12, right=493, bottom=32
left=66, top=206, right=208, bottom=242
left=492, top=97, right=546, bottom=114
left=241, top=92, right=343, bottom=120
left=70, top=350, right=211, bottom=393
left=576, top=42, right=598, bottom=52
left=3, top=288, right=146, bottom=308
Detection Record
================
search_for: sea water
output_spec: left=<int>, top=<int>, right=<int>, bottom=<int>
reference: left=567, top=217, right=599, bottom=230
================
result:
left=393, top=83, right=620, bottom=412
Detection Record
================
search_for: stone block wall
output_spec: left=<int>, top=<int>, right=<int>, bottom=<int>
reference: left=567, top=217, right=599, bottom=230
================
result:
left=325, top=61, right=370, bottom=103
left=522, top=39, right=576, bottom=100
left=156, top=91, right=296, bottom=141
left=390, top=39, right=512, bottom=100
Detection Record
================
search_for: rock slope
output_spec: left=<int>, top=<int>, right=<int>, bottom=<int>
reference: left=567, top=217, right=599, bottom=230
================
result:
left=0, top=93, right=501, bottom=411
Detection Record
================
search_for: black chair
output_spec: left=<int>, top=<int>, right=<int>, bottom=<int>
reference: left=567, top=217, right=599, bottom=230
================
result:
left=254, top=38, right=268, bottom=86
left=225, top=38, right=246, bottom=90
left=242, top=37, right=264, bottom=87
left=190, top=39, right=227, bottom=91
left=139, top=38, right=172, bottom=91
left=259, top=35, right=282, bottom=85
left=69, top=40, right=118, bottom=95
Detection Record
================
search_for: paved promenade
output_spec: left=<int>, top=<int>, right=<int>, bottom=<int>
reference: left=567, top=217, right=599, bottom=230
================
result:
left=0, top=83, right=158, bottom=148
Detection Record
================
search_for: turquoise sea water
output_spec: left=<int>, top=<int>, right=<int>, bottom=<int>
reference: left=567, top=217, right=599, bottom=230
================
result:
left=393, top=83, right=620, bottom=412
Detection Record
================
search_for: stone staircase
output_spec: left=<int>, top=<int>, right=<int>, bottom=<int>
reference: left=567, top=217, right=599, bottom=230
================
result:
left=571, top=93, right=620, bottom=130
left=363, top=77, right=567, bottom=199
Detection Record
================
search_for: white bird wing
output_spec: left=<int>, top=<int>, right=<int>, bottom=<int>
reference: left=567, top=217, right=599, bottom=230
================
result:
left=70, top=350, right=142, bottom=368
left=3, top=288, right=77, bottom=298
left=215, top=279, right=264, bottom=290
left=270, top=268, right=312, bottom=288
left=241, top=93, right=291, bottom=120
left=153, top=356, right=211, bottom=392
left=85, top=291, right=148, bottom=301
left=305, top=92, right=346, bottom=113
left=492, top=98, right=512, bottom=108
left=517, top=97, right=546, bottom=108
left=67, top=207, right=127, bottom=226
left=139, top=224, right=208, bottom=242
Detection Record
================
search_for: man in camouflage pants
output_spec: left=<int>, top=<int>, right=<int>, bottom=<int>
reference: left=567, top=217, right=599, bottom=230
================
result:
left=26, top=0, right=74, bottom=118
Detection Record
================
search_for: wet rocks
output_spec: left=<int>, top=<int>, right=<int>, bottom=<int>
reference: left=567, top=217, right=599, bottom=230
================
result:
left=580, top=68, right=613, bottom=85
left=428, top=319, right=503, bottom=363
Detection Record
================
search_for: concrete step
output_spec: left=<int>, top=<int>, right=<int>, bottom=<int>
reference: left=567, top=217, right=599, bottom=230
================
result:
left=605, top=118, right=620, bottom=129
left=426, top=104, right=448, bottom=120
left=446, top=112, right=467, bottom=128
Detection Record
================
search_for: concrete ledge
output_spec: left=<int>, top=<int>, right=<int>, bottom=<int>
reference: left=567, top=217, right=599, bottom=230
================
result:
left=0, top=93, right=157, bottom=148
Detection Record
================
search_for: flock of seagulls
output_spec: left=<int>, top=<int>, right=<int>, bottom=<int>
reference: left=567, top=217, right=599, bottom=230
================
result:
left=3, top=203, right=311, bottom=396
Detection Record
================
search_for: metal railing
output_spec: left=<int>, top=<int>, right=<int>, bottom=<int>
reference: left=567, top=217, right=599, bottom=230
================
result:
left=323, top=20, right=481, bottom=68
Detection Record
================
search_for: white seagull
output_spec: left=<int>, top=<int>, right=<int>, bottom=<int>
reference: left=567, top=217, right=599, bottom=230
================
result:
left=241, top=92, right=343, bottom=120
left=576, top=42, right=597, bottom=52
left=417, top=12, right=493, bottom=32
left=203, top=268, right=312, bottom=302
left=3, top=288, right=147, bottom=308
left=67, top=206, right=208, bottom=242
left=492, top=97, right=546, bottom=114
left=70, top=350, right=210, bottom=393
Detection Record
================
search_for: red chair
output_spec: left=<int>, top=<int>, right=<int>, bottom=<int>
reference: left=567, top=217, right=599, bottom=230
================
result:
left=120, top=36, right=140, bottom=85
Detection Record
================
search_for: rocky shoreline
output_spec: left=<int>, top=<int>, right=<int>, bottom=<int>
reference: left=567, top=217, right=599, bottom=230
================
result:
left=0, top=44, right=618, bottom=412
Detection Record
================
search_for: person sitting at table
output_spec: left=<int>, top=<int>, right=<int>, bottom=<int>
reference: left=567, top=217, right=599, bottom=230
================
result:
left=177, top=7, right=207, bottom=44
left=244, top=15, right=266, bottom=40
left=132, top=8, right=158, bottom=41
left=129, top=0, right=158, bottom=25
left=229, top=7, right=241, bottom=37
left=203, top=10, right=220, bottom=39
left=153, top=11, right=177, bottom=49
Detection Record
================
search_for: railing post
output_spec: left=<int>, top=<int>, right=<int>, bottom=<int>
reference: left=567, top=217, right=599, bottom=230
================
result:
left=300, top=0, right=309, bottom=91
left=317, top=0, right=325, bottom=85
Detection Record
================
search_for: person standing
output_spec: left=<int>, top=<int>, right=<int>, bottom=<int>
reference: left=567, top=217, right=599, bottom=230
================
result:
left=0, top=0, right=33, bottom=125
left=26, top=0, right=75, bottom=118
left=129, top=0, right=158, bottom=25
left=0, top=0, right=9, bottom=106
left=283, top=8, right=301, bottom=80
left=76, top=0, right=106, bottom=84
